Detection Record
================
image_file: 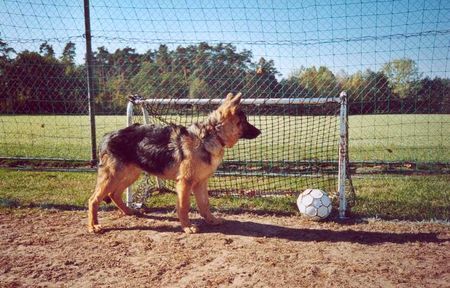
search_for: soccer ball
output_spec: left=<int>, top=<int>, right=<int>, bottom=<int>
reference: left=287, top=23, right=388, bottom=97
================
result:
left=297, top=189, right=332, bottom=220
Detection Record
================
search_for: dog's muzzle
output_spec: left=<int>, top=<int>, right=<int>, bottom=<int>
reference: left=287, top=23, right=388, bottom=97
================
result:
left=241, top=123, right=261, bottom=139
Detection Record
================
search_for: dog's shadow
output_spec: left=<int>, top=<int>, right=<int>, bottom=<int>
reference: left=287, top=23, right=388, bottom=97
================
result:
left=104, top=213, right=447, bottom=245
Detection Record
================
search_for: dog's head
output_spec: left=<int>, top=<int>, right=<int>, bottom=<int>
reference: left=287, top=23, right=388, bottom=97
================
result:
left=209, top=92, right=261, bottom=148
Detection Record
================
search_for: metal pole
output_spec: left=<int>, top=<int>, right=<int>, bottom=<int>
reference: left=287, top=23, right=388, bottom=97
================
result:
left=338, top=91, right=348, bottom=219
left=141, top=106, right=164, bottom=190
left=125, top=101, right=134, bottom=206
left=135, top=97, right=340, bottom=106
left=83, top=0, right=97, bottom=165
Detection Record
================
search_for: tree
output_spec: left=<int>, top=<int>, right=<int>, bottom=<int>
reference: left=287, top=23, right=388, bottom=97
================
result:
left=1, top=40, right=448, bottom=115
left=340, top=71, right=365, bottom=100
left=61, top=42, right=76, bottom=65
left=189, top=77, right=213, bottom=99
left=189, top=43, right=253, bottom=98
left=339, top=69, right=393, bottom=113
left=3, top=51, right=66, bottom=113
left=39, top=41, right=55, bottom=58
left=105, top=73, right=131, bottom=111
left=130, top=62, right=161, bottom=97
left=193, top=42, right=211, bottom=72
left=105, top=47, right=141, bottom=77
left=156, top=44, right=172, bottom=73
left=0, top=39, right=16, bottom=112
left=292, top=66, right=340, bottom=97
left=382, top=58, right=421, bottom=99
left=243, top=57, right=280, bottom=98
left=174, top=46, right=188, bottom=80
left=0, top=38, right=15, bottom=62
left=131, top=61, right=189, bottom=100
left=279, top=78, right=305, bottom=98
left=94, top=46, right=111, bottom=67
left=362, top=70, right=392, bottom=113
left=416, top=77, right=450, bottom=113
left=256, top=57, right=278, bottom=75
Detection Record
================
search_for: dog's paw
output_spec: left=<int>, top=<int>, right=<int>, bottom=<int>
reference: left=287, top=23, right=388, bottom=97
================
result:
left=183, top=224, right=200, bottom=234
left=206, top=216, right=224, bottom=226
left=88, top=224, right=104, bottom=234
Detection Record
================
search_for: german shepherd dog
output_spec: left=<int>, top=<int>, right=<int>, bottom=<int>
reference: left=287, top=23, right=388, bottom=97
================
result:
left=88, top=93, right=261, bottom=233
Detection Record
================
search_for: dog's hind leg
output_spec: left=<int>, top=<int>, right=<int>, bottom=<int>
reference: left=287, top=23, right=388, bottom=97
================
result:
left=108, top=164, right=141, bottom=216
left=88, top=163, right=115, bottom=233
left=88, top=154, right=129, bottom=233
left=193, top=180, right=223, bottom=225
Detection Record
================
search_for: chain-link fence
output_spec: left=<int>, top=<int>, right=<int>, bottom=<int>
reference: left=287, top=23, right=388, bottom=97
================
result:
left=1, top=1, right=449, bottom=189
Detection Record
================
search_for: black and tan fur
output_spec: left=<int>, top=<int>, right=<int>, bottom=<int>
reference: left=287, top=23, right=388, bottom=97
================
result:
left=88, top=93, right=260, bottom=233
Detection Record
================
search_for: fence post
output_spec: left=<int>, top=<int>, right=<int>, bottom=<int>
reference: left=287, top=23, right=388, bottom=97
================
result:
left=83, top=0, right=97, bottom=165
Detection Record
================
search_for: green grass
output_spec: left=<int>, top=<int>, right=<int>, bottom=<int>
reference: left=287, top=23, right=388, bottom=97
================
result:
left=0, top=115, right=122, bottom=160
left=349, top=114, right=450, bottom=162
left=1, top=168, right=448, bottom=221
left=1, top=114, right=448, bottom=220
left=352, top=175, right=450, bottom=220
left=1, top=114, right=449, bottom=163
left=0, top=168, right=95, bottom=209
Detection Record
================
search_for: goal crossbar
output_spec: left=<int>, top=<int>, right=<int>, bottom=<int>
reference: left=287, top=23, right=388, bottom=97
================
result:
left=129, top=97, right=341, bottom=106
left=126, top=92, right=349, bottom=218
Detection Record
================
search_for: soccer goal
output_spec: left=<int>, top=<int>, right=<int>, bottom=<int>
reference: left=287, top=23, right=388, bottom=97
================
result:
left=126, top=92, right=350, bottom=218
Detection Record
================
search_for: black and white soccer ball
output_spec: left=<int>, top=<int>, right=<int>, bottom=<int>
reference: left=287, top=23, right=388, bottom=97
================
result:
left=297, top=189, right=332, bottom=220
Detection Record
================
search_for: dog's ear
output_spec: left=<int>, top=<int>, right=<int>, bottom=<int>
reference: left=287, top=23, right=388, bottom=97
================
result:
left=225, top=92, right=234, bottom=102
left=224, top=92, right=241, bottom=106
left=217, top=92, right=242, bottom=119
left=230, top=92, right=242, bottom=106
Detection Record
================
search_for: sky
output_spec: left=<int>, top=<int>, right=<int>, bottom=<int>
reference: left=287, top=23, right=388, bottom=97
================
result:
left=0, top=0, right=449, bottom=78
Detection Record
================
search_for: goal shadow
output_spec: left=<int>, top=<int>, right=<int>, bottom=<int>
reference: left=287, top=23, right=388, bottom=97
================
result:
left=200, top=219, right=445, bottom=244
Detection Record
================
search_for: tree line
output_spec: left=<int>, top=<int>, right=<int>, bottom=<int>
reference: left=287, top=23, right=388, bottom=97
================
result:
left=0, top=39, right=448, bottom=114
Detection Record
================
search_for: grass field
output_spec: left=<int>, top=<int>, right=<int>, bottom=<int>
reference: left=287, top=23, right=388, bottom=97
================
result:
left=0, top=169, right=449, bottom=221
left=1, top=114, right=448, bottom=221
left=0, top=114, right=449, bottom=163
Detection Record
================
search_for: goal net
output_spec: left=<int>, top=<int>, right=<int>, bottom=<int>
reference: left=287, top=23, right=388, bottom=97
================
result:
left=126, top=93, right=349, bottom=216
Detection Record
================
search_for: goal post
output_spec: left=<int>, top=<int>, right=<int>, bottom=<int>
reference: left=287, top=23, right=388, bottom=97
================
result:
left=126, top=92, right=350, bottom=218
left=338, top=91, right=348, bottom=218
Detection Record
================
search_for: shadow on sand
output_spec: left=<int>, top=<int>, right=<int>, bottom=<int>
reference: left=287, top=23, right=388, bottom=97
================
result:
left=101, top=212, right=447, bottom=245
left=201, top=219, right=447, bottom=244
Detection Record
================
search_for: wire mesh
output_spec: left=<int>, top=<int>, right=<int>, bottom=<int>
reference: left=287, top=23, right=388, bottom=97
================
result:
left=128, top=99, right=341, bottom=196
left=0, top=0, right=449, bottom=176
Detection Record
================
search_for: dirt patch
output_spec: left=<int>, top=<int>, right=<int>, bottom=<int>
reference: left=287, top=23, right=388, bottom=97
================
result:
left=0, top=209, right=449, bottom=287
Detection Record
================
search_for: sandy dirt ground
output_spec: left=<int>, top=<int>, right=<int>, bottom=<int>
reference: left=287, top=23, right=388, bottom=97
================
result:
left=0, top=208, right=449, bottom=288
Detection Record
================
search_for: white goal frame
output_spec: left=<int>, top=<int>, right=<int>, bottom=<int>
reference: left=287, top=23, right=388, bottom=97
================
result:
left=125, top=92, right=349, bottom=218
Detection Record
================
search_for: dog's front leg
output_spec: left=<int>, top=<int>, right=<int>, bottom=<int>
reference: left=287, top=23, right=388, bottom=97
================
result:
left=193, top=180, right=224, bottom=225
left=176, top=179, right=199, bottom=233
